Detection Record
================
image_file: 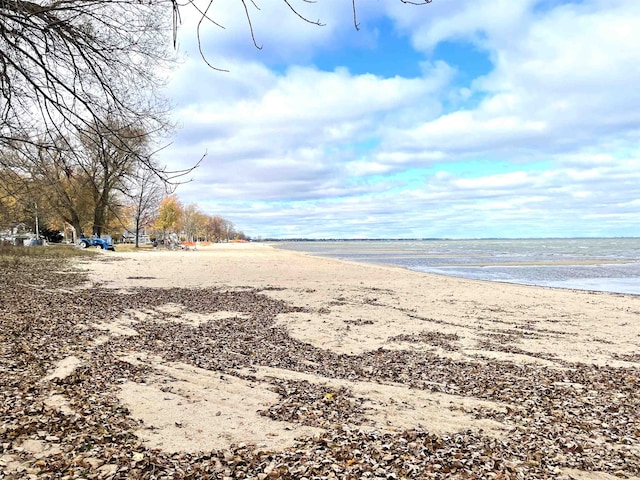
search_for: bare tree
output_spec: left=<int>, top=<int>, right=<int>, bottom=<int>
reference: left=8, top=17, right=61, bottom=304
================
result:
left=76, top=120, right=150, bottom=237
left=181, top=203, right=201, bottom=242
left=128, top=165, right=164, bottom=248
left=223, top=218, right=236, bottom=242
left=206, top=215, right=225, bottom=242
left=0, top=117, right=156, bottom=240
left=0, top=1, right=173, bottom=158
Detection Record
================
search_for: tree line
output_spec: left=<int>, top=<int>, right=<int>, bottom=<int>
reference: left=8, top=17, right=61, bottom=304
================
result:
left=154, top=196, right=246, bottom=245
left=0, top=151, right=245, bottom=247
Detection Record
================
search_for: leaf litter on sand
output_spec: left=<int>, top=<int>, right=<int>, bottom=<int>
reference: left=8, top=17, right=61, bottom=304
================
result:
left=0, top=253, right=639, bottom=479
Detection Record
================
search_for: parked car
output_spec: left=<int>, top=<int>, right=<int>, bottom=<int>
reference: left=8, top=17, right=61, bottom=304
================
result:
left=77, top=235, right=115, bottom=251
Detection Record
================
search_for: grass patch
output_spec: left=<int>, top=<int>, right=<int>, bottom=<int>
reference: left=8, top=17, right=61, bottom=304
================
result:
left=0, top=243, right=97, bottom=266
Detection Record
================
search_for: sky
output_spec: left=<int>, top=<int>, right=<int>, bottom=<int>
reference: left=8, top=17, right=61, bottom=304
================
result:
left=160, top=0, right=640, bottom=239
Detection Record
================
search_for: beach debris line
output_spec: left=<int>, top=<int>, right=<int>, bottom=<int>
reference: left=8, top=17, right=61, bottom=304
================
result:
left=0, top=257, right=639, bottom=478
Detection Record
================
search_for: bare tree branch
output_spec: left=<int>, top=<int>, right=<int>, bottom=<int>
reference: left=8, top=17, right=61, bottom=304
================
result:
left=0, top=0, right=188, bottom=181
left=175, top=0, right=430, bottom=70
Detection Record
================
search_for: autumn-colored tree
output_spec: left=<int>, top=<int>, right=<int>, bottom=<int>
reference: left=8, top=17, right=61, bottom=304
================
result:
left=193, top=212, right=210, bottom=241
left=0, top=167, right=29, bottom=227
left=1, top=140, right=94, bottom=238
left=155, top=195, right=183, bottom=240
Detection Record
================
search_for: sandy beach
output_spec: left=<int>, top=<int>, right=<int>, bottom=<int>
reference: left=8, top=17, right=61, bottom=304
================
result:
left=2, top=243, right=639, bottom=479
left=82, top=243, right=640, bottom=363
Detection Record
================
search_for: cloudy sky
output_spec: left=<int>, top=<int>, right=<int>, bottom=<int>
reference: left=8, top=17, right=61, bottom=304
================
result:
left=160, top=0, right=640, bottom=239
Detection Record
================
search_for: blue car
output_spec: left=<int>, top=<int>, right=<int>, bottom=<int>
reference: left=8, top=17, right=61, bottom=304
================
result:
left=77, top=235, right=115, bottom=251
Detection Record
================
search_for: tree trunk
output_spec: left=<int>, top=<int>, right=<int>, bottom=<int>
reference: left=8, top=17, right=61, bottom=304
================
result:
left=92, top=196, right=108, bottom=237
left=92, top=206, right=104, bottom=237
left=71, top=218, right=83, bottom=241
left=134, top=216, right=140, bottom=248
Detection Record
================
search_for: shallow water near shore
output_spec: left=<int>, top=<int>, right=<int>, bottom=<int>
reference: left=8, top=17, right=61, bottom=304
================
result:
left=273, top=237, right=640, bottom=295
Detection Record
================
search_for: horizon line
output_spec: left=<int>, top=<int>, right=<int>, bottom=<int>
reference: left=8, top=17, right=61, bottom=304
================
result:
left=257, top=236, right=640, bottom=242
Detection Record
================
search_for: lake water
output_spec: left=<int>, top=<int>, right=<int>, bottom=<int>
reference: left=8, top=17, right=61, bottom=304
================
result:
left=272, top=238, right=640, bottom=295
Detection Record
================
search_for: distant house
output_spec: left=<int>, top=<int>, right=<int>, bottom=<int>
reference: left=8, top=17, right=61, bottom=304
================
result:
left=0, top=222, right=33, bottom=245
left=122, top=230, right=152, bottom=244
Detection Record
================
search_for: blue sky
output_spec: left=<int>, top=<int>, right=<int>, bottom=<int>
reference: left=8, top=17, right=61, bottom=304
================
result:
left=162, top=0, right=640, bottom=239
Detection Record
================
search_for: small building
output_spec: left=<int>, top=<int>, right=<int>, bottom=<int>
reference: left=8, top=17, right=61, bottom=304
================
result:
left=122, top=230, right=152, bottom=244
left=0, top=222, right=33, bottom=245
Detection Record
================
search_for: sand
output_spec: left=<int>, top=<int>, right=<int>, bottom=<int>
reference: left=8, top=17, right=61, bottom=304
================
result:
left=56, top=243, right=640, bottom=477
left=78, top=243, right=640, bottom=364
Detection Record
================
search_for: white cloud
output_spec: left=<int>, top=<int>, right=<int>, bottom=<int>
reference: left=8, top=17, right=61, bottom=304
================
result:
left=157, top=0, right=640, bottom=238
left=452, top=171, right=531, bottom=190
left=384, top=0, right=536, bottom=51
left=196, top=151, right=640, bottom=238
left=164, top=60, right=451, bottom=200
left=381, top=0, right=640, bottom=162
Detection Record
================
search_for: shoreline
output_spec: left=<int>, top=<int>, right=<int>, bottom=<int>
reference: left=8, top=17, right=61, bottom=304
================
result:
left=266, top=242, right=640, bottom=296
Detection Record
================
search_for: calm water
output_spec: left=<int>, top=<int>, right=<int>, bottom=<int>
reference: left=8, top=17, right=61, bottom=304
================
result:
left=273, top=238, right=640, bottom=295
